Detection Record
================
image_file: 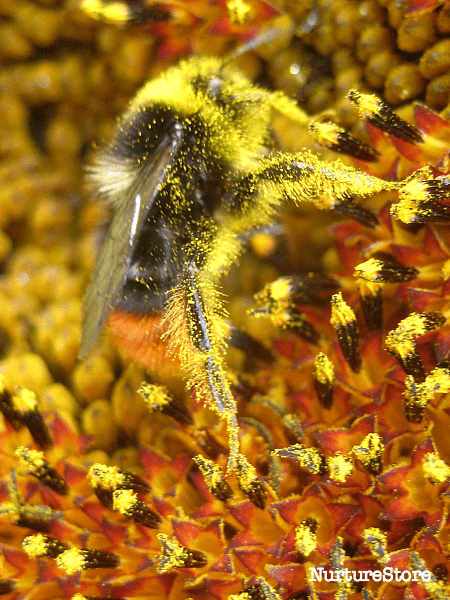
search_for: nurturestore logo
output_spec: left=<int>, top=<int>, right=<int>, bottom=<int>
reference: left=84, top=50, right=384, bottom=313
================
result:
left=309, top=566, right=432, bottom=583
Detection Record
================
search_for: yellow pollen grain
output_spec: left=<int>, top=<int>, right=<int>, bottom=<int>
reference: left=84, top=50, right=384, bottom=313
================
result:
left=236, top=455, right=257, bottom=490
left=330, top=293, right=355, bottom=327
left=269, top=277, right=292, bottom=303
left=138, top=382, right=171, bottom=409
left=16, top=447, right=45, bottom=472
left=399, top=177, right=429, bottom=203
left=12, top=387, right=37, bottom=412
left=295, top=523, right=317, bottom=556
left=112, top=489, right=136, bottom=514
left=88, top=463, right=126, bottom=490
left=423, top=452, right=450, bottom=483
left=22, top=533, right=48, bottom=558
left=314, top=352, right=334, bottom=384
left=194, top=455, right=224, bottom=489
left=157, top=534, right=187, bottom=572
left=56, top=548, right=86, bottom=575
left=354, top=258, right=383, bottom=281
left=350, top=90, right=381, bottom=118
left=310, top=121, right=341, bottom=145
left=327, top=452, right=354, bottom=483
left=385, top=313, right=429, bottom=356
left=353, top=433, right=383, bottom=463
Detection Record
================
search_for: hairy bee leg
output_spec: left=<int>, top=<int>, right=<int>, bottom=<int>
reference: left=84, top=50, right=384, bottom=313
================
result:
left=163, top=260, right=241, bottom=472
left=224, top=149, right=399, bottom=218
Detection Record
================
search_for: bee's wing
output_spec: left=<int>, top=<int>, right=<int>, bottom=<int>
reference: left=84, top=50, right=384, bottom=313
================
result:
left=79, top=135, right=181, bottom=359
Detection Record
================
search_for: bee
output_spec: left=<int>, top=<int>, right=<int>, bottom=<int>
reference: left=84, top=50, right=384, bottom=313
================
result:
left=79, top=45, right=416, bottom=480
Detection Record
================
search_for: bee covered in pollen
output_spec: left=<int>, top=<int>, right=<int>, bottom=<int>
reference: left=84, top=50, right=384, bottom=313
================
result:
left=78, top=31, right=430, bottom=483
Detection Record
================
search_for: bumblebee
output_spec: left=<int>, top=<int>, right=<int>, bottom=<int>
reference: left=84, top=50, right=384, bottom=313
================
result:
left=79, top=55, right=402, bottom=476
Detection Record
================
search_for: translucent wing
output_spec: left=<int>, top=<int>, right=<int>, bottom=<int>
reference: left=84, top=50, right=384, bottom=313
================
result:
left=79, top=135, right=181, bottom=359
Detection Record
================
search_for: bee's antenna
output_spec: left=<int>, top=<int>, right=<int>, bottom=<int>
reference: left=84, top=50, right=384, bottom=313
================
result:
left=219, top=20, right=295, bottom=72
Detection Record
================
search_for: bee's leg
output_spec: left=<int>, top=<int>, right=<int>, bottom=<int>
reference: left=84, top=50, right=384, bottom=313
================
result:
left=163, top=259, right=240, bottom=470
left=162, top=259, right=267, bottom=506
left=223, top=149, right=399, bottom=221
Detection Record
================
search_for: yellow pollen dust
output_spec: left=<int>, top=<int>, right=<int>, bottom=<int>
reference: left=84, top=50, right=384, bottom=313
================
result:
left=88, top=463, right=126, bottom=490
left=56, top=548, right=85, bottom=575
left=354, top=258, right=384, bottom=281
left=327, top=452, right=354, bottom=483
left=309, top=121, right=341, bottom=145
left=236, top=456, right=257, bottom=490
left=423, top=452, right=450, bottom=483
left=385, top=313, right=430, bottom=357
left=16, top=447, right=45, bottom=472
left=22, top=533, right=48, bottom=558
left=314, top=352, right=334, bottom=384
left=405, top=367, right=450, bottom=405
left=157, top=534, right=189, bottom=572
left=349, top=90, right=381, bottom=118
left=295, top=523, right=317, bottom=557
left=269, top=277, right=292, bottom=303
left=12, top=387, right=37, bottom=412
left=353, top=433, right=383, bottom=464
left=112, top=489, right=137, bottom=514
left=194, top=455, right=224, bottom=489
left=138, top=382, right=171, bottom=409
left=330, top=293, right=356, bottom=327
left=399, top=177, right=428, bottom=203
